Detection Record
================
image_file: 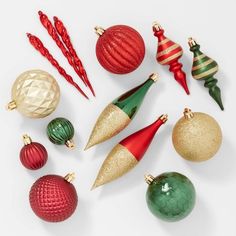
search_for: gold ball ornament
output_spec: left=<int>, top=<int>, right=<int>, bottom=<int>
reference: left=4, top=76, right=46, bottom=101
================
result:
left=7, top=70, right=60, bottom=118
left=172, top=108, right=222, bottom=162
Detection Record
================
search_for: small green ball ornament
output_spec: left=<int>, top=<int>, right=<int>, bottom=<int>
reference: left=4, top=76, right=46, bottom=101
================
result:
left=145, top=172, right=196, bottom=222
left=47, top=117, right=75, bottom=148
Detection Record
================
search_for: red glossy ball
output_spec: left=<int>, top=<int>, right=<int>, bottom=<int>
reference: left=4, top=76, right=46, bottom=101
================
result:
left=20, top=142, right=48, bottom=170
left=29, top=175, right=78, bottom=222
left=96, top=25, right=145, bottom=74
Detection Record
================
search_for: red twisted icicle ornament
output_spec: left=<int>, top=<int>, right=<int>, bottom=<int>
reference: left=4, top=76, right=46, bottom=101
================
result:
left=38, top=11, right=87, bottom=87
left=53, top=16, right=95, bottom=96
left=27, top=33, right=88, bottom=99
left=152, top=22, right=190, bottom=95
left=92, top=114, right=168, bottom=189
left=29, top=173, right=78, bottom=222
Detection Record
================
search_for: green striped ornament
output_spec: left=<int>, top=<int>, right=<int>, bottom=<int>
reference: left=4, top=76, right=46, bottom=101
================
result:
left=47, top=117, right=75, bottom=148
left=189, top=38, right=224, bottom=110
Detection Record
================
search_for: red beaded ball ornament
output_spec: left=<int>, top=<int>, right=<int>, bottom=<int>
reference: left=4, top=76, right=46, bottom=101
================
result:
left=20, top=134, right=48, bottom=170
left=29, top=173, right=78, bottom=222
left=95, top=25, right=145, bottom=74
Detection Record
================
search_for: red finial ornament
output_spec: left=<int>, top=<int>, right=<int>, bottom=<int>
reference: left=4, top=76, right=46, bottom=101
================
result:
left=27, top=33, right=88, bottom=99
left=152, top=22, right=190, bottom=95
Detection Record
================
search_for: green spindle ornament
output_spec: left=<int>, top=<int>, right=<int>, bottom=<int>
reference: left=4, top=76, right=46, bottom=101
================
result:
left=188, top=38, right=224, bottom=110
left=47, top=117, right=75, bottom=149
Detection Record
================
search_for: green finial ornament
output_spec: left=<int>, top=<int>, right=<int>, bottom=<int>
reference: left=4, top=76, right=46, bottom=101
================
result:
left=47, top=117, right=75, bottom=149
left=188, top=38, right=224, bottom=110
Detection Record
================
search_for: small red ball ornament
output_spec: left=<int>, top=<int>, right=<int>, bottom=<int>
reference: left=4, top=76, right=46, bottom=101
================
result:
left=29, top=173, right=78, bottom=222
left=95, top=25, right=145, bottom=74
left=20, top=134, right=48, bottom=170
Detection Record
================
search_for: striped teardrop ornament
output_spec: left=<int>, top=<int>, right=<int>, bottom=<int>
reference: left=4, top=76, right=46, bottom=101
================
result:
left=95, top=25, right=145, bottom=74
left=188, top=38, right=224, bottom=110
left=47, top=117, right=75, bottom=148
left=153, top=22, right=189, bottom=95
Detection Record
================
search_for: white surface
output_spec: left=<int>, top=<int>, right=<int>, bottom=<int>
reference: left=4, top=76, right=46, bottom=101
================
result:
left=0, top=0, right=236, bottom=235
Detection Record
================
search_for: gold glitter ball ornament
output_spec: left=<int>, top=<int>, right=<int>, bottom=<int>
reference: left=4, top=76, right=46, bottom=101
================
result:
left=172, top=108, right=222, bottom=162
left=7, top=70, right=60, bottom=118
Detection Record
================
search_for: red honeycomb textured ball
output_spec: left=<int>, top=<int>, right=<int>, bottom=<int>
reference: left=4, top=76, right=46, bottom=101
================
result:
left=29, top=174, right=78, bottom=222
left=95, top=25, right=145, bottom=74
left=20, top=142, right=48, bottom=170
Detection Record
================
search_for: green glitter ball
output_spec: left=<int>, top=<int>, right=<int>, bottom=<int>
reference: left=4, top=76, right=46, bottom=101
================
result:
left=145, top=172, right=196, bottom=222
left=47, top=117, right=75, bottom=148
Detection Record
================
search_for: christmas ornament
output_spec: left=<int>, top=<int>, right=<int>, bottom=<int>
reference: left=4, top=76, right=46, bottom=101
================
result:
left=172, top=108, right=222, bottom=162
left=27, top=33, right=88, bottom=99
left=145, top=172, right=196, bottom=222
left=92, top=114, right=168, bottom=189
left=29, top=173, right=78, bottom=222
left=188, top=38, right=224, bottom=110
left=20, top=134, right=48, bottom=170
left=95, top=25, right=145, bottom=74
left=47, top=117, right=75, bottom=148
left=7, top=70, right=60, bottom=118
left=85, top=73, right=159, bottom=150
left=152, top=22, right=189, bottom=94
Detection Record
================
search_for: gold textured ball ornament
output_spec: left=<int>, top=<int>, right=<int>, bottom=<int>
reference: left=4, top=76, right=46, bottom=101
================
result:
left=7, top=70, right=60, bottom=118
left=172, top=108, right=222, bottom=162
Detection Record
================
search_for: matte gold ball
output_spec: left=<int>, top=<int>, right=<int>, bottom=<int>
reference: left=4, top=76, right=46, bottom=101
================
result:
left=7, top=70, right=60, bottom=118
left=172, top=108, right=222, bottom=162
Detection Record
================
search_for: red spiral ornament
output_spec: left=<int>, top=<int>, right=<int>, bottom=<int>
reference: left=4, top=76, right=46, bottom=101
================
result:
left=95, top=25, right=145, bottom=74
left=20, top=135, right=48, bottom=170
left=29, top=173, right=78, bottom=222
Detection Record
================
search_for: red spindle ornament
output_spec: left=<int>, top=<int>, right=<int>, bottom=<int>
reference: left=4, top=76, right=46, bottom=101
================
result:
left=38, top=11, right=87, bottom=87
left=27, top=33, right=88, bottom=99
left=20, top=134, right=48, bottom=170
left=153, top=22, right=190, bottom=95
left=53, top=16, right=95, bottom=96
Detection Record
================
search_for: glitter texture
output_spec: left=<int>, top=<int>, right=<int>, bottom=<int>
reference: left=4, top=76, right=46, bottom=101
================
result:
left=85, top=104, right=130, bottom=149
left=9, top=70, right=60, bottom=118
left=172, top=111, right=222, bottom=162
left=92, top=144, right=138, bottom=189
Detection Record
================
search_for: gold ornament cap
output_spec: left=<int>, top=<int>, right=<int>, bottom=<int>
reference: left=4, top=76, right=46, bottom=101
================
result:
left=95, top=26, right=105, bottom=36
left=64, top=173, right=75, bottom=183
left=66, top=139, right=75, bottom=149
left=153, top=22, right=162, bottom=31
left=149, top=73, right=159, bottom=82
left=23, top=134, right=32, bottom=145
left=184, top=108, right=194, bottom=119
left=145, top=174, right=155, bottom=185
left=7, top=101, right=17, bottom=110
left=188, top=37, right=197, bottom=47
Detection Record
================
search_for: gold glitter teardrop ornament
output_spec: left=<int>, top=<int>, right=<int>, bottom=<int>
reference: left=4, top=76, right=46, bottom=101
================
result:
left=172, top=108, right=222, bottom=162
left=7, top=70, right=60, bottom=118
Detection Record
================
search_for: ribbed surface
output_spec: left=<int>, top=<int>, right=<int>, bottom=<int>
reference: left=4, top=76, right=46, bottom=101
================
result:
left=20, top=142, right=48, bottom=170
left=29, top=175, right=78, bottom=222
left=47, top=117, right=74, bottom=145
left=96, top=25, right=145, bottom=74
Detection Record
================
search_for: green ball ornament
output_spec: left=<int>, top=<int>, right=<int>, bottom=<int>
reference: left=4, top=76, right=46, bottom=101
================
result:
left=47, top=117, right=75, bottom=148
left=145, top=172, right=196, bottom=222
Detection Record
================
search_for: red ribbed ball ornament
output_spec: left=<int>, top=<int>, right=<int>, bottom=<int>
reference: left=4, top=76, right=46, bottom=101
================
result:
left=95, top=25, right=145, bottom=74
left=29, top=173, right=78, bottom=222
left=20, top=134, right=48, bottom=170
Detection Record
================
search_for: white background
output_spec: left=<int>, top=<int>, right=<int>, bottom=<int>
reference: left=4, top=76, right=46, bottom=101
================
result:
left=0, top=0, right=236, bottom=235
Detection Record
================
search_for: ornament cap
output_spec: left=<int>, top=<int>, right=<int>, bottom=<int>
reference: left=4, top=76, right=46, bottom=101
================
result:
left=23, top=134, right=32, bottom=145
left=95, top=26, right=105, bottom=36
left=64, top=173, right=75, bottom=183
left=160, top=114, right=168, bottom=123
left=152, top=22, right=162, bottom=31
left=188, top=37, right=197, bottom=47
left=7, top=101, right=17, bottom=110
left=184, top=108, right=194, bottom=119
left=66, top=140, right=75, bottom=149
left=149, top=73, right=159, bottom=82
left=145, top=174, right=155, bottom=185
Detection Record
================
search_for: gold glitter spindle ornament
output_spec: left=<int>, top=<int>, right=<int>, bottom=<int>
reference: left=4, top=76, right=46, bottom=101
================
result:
left=172, top=108, right=222, bottom=162
left=7, top=70, right=60, bottom=118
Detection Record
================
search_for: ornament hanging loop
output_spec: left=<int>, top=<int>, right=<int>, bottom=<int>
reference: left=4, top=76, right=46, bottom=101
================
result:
left=184, top=108, right=194, bottom=119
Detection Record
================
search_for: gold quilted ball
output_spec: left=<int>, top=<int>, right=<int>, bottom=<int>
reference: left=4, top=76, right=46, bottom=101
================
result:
left=7, top=70, right=60, bottom=118
left=172, top=108, right=222, bottom=162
